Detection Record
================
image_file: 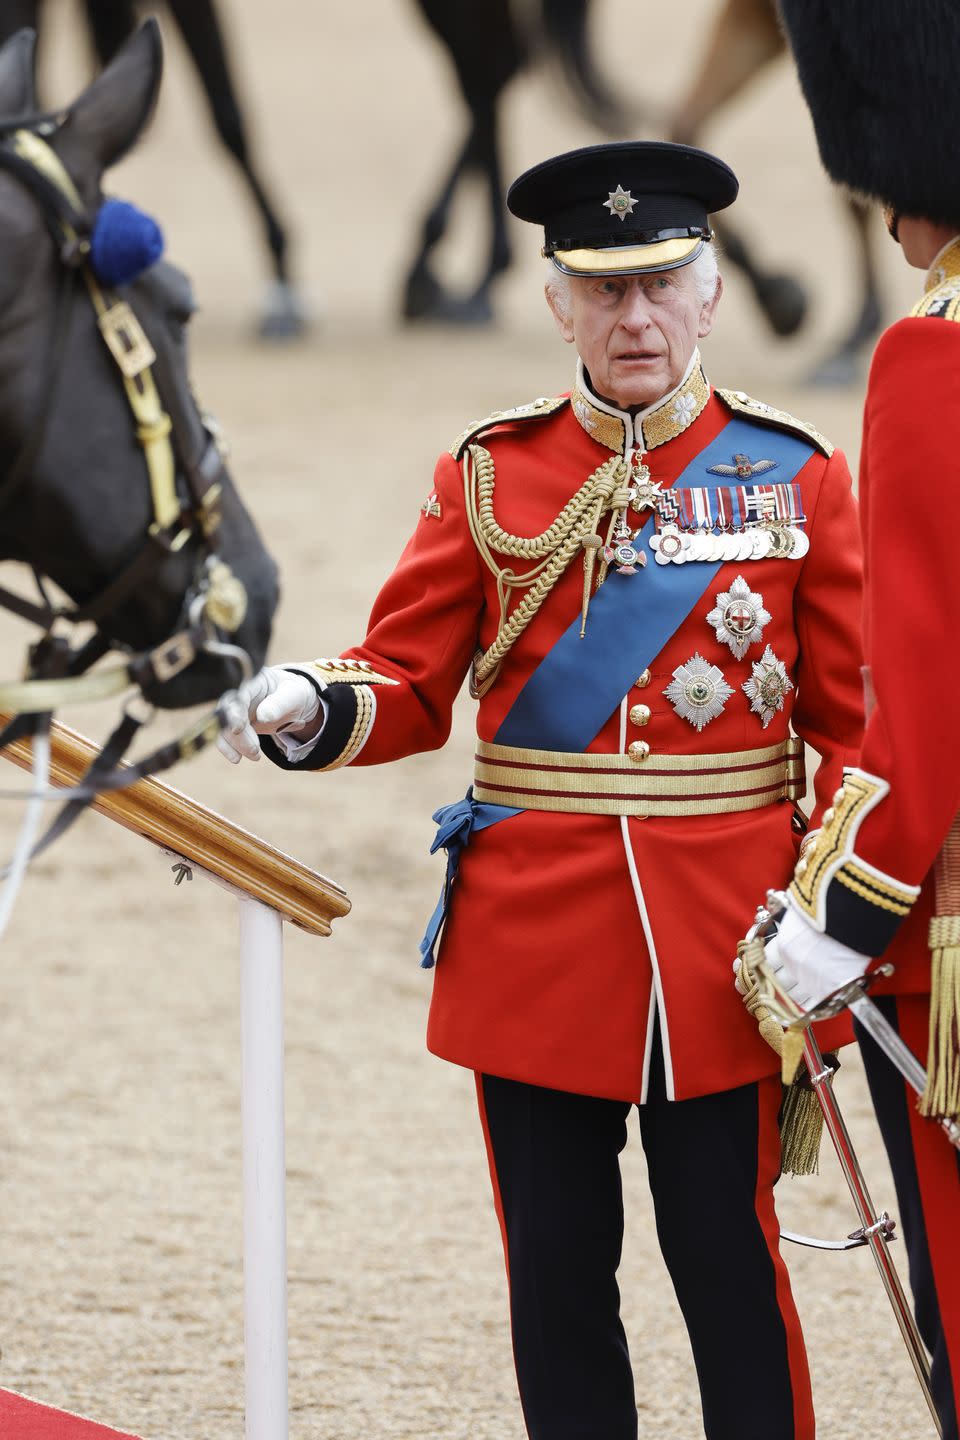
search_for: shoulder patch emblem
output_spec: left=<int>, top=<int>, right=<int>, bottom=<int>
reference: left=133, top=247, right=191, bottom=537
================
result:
left=910, top=280, right=960, bottom=323
left=449, top=394, right=568, bottom=459
left=716, top=388, right=834, bottom=458
left=420, top=492, right=441, bottom=520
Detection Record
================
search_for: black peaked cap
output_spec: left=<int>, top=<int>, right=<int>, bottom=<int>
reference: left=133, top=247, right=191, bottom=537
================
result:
left=508, top=141, right=738, bottom=274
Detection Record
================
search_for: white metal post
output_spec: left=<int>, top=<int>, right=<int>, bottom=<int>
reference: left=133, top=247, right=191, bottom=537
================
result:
left=239, top=895, right=289, bottom=1440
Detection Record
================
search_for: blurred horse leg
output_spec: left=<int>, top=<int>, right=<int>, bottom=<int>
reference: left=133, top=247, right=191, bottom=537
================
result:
left=165, top=0, right=305, bottom=337
left=83, top=0, right=305, bottom=338
left=0, top=0, right=41, bottom=51
left=403, top=0, right=522, bottom=325
left=807, top=195, right=885, bottom=384
left=402, top=125, right=476, bottom=320
left=669, top=0, right=808, bottom=338
left=82, top=0, right=135, bottom=59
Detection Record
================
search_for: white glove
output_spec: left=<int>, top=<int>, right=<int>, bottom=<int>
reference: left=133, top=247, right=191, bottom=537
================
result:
left=218, top=666, right=321, bottom=764
left=760, top=901, right=870, bottom=1013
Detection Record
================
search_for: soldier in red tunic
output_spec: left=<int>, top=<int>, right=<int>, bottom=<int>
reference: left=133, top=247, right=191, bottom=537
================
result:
left=221, top=143, right=864, bottom=1439
left=750, top=4, right=960, bottom=1438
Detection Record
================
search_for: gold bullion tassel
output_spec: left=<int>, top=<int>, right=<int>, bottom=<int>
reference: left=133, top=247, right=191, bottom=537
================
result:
left=919, top=913, right=960, bottom=1120
left=580, top=534, right=602, bottom=637
left=920, top=819, right=960, bottom=1121
left=778, top=1080, right=822, bottom=1178
left=736, top=937, right=822, bottom=1176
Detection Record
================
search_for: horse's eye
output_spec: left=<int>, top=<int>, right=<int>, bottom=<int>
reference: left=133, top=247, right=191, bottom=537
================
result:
left=170, top=281, right=197, bottom=326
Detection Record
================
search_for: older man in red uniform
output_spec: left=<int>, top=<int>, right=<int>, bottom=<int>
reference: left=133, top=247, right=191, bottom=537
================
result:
left=751, top=5, right=960, bottom=1438
left=222, top=143, right=864, bottom=1439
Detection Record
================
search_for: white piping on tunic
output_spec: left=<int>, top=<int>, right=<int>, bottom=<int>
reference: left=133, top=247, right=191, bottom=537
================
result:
left=617, top=695, right=675, bottom=1102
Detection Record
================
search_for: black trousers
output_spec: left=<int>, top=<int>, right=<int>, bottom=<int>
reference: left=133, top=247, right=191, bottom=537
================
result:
left=857, top=996, right=960, bottom=1440
left=476, top=1041, right=811, bottom=1440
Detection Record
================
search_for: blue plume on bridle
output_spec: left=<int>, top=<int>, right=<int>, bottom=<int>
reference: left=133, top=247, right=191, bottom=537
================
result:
left=89, top=198, right=164, bottom=287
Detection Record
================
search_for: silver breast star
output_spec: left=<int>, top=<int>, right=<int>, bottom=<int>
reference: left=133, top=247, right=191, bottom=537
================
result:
left=603, top=185, right=637, bottom=222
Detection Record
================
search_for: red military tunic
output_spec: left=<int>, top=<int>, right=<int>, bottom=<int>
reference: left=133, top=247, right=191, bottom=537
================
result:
left=271, top=354, right=864, bottom=1102
left=782, top=237, right=960, bottom=1439
left=788, top=239, right=960, bottom=984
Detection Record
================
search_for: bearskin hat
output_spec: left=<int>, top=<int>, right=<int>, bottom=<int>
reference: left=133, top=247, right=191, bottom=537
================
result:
left=778, top=0, right=960, bottom=226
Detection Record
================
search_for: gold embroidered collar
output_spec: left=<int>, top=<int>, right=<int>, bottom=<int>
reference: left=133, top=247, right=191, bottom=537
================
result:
left=923, top=234, right=960, bottom=294
left=570, top=352, right=710, bottom=455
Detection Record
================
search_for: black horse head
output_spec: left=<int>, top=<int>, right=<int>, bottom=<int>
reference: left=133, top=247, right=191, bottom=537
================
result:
left=0, top=21, right=279, bottom=707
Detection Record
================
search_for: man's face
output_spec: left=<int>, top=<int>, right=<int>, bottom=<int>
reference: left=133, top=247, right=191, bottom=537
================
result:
left=547, top=264, right=721, bottom=410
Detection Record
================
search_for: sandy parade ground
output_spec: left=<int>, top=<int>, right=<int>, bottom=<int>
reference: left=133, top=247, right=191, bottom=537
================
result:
left=0, top=1, right=938, bottom=1436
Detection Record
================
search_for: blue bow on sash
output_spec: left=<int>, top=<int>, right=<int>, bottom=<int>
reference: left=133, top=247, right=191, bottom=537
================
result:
left=418, top=790, right=517, bottom=967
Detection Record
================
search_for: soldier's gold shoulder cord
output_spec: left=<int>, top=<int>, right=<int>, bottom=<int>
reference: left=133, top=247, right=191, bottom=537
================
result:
left=463, top=442, right=632, bottom=695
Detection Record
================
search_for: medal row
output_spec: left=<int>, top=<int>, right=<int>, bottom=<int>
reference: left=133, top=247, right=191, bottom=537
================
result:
left=651, top=522, right=809, bottom=565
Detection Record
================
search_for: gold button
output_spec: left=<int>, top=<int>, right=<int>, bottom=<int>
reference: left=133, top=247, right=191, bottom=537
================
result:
left=636, top=668, right=651, bottom=688
left=832, top=788, right=845, bottom=806
left=629, top=704, right=651, bottom=727
left=795, top=858, right=808, bottom=877
left=822, top=807, right=835, bottom=826
left=628, top=741, right=651, bottom=763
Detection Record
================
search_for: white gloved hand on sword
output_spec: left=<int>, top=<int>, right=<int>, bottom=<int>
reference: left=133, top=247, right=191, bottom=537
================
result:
left=735, top=897, right=871, bottom=1014
left=218, top=665, right=322, bottom=764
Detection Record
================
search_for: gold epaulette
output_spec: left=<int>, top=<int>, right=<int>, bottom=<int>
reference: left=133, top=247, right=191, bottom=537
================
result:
left=449, top=395, right=568, bottom=459
left=910, top=281, right=960, bottom=322
left=716, top=388, right=834, bottom=458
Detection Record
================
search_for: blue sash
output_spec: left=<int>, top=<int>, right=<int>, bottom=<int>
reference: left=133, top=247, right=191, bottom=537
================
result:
left=419, top=415, right=815, bottom=966
left=498, top=418, right=815, bottom=748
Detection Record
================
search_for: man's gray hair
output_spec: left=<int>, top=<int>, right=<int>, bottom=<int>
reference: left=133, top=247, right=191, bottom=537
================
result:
left=546, top=242, right=720, bottom=318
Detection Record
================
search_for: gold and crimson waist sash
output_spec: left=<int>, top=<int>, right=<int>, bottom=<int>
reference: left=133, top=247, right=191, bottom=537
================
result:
left=473, top=737, right=804, bottom=818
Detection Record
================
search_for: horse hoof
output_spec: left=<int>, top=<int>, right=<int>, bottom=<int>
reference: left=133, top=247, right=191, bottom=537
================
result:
left=754, top=274, right=808, bottom=338
left=258, top=281, right=309, bottom=340
left=402, top=270, right=494, bottom=326
left=402, top=265, right=447, bottom=321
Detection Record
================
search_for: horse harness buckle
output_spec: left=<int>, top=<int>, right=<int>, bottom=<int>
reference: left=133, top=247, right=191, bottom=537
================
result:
left=97, top=299, right=156, bottom=379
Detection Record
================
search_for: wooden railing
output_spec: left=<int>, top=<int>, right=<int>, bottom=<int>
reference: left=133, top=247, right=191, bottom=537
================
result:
left=0, top=714, right=350, bottom=935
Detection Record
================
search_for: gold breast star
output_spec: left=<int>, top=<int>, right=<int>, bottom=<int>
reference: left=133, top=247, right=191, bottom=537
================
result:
left=603, top=185, right=637, bottom=222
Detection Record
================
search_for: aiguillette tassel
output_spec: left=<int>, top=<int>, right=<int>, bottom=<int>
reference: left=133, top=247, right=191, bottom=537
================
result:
left=920, top=915, right=960, bottom=1120
left=580, top=534, right=602, bottom=637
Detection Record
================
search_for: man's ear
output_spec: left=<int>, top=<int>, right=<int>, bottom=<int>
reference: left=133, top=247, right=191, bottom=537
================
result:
left=698, top=272, right=723, bottom=340
left=545, top=282, right=575, bottom=344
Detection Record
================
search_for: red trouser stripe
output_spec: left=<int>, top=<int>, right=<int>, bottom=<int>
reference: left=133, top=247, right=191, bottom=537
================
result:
left=475, top=1072, right=511, bottom=1291
left=754, top=1075, right=816, bottom=1440
left=901, top=998, right=960, bottom=1422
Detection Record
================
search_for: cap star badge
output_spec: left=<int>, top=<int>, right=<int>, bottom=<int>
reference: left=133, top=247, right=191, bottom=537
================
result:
left=706, top=576, right=771, bottom=660
left=603, top=185, right=637, bottom=222
left=742, top=645, right=793, bottom=728
left=664, top=653, right=734, bottom=731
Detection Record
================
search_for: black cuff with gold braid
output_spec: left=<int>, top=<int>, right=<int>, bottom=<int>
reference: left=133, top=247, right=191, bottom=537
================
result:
left=260, top=658, right=397, bottom=773
left=261, top=684, right=361, bottom=772
left=788, top=768, right=920, bottom=956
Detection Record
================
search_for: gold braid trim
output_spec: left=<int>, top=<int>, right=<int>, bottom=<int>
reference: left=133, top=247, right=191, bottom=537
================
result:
left=463, top=443, right=632, bottom=694
left=313, top=685, right=375, bottom=772
left=789, top=769, right=918, bottom=928
left=299, top=658, right=399, bottom=688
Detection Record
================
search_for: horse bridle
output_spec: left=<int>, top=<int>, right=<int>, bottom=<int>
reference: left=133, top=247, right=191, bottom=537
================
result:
left=0, top=122, right=251, bottom=711
left=0, top=120, right=255, bottom=859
